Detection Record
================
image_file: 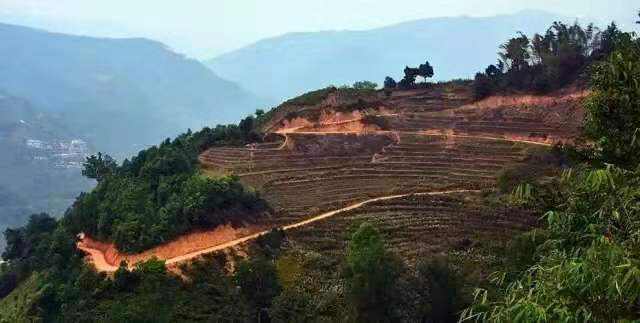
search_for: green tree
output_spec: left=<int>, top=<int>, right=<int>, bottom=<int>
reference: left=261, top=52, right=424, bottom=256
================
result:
left=175, top=255, right=251, bottom=321
left=383, top=76, right=397, bottom=89
left=473, top=73, right=493, bottom=99
left=584, top=34, right=640, bottom=168
left=418, top=61, right=434, bottom=82
left=2, top=213, right=57, bottom=261
left=499, top=33, right=531, bottom=72
left=464, top=166, right=640, bottom=322
left=82, top=152, right=117, bottom=182
left=235, top=257, right=282, bottom=321
left=415, top=258, right=467, bottom=323
left=344, top=222, right=402, bottom=322
left=401, top=66, right=420, bottom=88
left=270, top=288, right=316, bottom=323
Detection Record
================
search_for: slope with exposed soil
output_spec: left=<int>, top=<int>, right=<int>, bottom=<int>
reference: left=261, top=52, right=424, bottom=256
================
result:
left=79, top=83, right=585, bottom=271
left=265, top=83, right=585, bottom=143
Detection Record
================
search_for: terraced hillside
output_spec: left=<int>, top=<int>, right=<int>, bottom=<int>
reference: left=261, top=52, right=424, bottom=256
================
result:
left=286, top=192, right=535, bottom=262
left=201, top=133, right=533, bottom=228
left=80, top=83, right=584, bottom=270
left=196, top=83, right=584, bottom=261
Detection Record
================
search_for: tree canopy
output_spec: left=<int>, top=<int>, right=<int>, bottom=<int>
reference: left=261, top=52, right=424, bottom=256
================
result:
left=473, top=21, right=625, bottom=98
left=344, top=223, right=403, bottom=322
left=81, top=152, right=117, bottom=182
left=584, top=34, right=640, bottom=168
left=383, top=76, right=397, bottom=89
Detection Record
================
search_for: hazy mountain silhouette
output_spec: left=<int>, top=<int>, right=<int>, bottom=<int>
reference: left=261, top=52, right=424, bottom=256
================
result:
left=0, top=22, right=266, bottom=157
left=207, top=10, right=569, bottom=101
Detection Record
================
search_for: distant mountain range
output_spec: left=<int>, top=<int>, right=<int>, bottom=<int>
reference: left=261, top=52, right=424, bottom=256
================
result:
left=207, top=10, right=571, bottom=101
left=0, top=22, right=266, bottom=157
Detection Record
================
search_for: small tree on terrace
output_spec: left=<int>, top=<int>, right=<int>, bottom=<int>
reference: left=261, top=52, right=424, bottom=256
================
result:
left=402, top=66, right=420, bottom=87
left=383, top=76, right=397, bottom=89
left=418, top=61, right=434, bottom=82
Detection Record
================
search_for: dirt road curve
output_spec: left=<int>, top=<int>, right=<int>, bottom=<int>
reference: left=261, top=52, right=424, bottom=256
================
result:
left=77, top=234, right=119, bottom=272
left=78, top=189, right=480, bottom=273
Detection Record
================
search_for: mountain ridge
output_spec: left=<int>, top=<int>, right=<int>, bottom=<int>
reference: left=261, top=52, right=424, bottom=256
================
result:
left=0, top=22, right=267, bottom=156
left=207, top=10, right=571, bottom=101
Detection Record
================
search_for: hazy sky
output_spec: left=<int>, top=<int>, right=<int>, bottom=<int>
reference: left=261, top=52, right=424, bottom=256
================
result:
left=0, top=0, right=638, bottom=58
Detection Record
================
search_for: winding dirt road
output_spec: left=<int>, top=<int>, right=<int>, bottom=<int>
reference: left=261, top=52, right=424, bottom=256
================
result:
left=78, top=189, right=479, bottom=273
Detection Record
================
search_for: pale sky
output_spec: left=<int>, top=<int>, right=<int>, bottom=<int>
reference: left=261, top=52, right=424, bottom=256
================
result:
left=0, top=0, right=638, bottom=59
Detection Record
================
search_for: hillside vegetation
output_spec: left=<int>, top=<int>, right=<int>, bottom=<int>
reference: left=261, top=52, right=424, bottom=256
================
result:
left=66, top=123, right=270, bottom=253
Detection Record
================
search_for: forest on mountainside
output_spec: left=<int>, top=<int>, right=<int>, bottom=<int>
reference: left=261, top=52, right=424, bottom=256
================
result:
left=66, top=115, right=269, bottom=253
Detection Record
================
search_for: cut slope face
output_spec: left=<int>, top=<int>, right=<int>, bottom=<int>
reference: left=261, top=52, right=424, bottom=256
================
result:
left=266, top=83, right=585, bottom=144
left=77, top=225, right=262, bottom=271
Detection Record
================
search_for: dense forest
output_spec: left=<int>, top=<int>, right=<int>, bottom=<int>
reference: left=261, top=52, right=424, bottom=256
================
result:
left=1, top=14, right=639, bottom=322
